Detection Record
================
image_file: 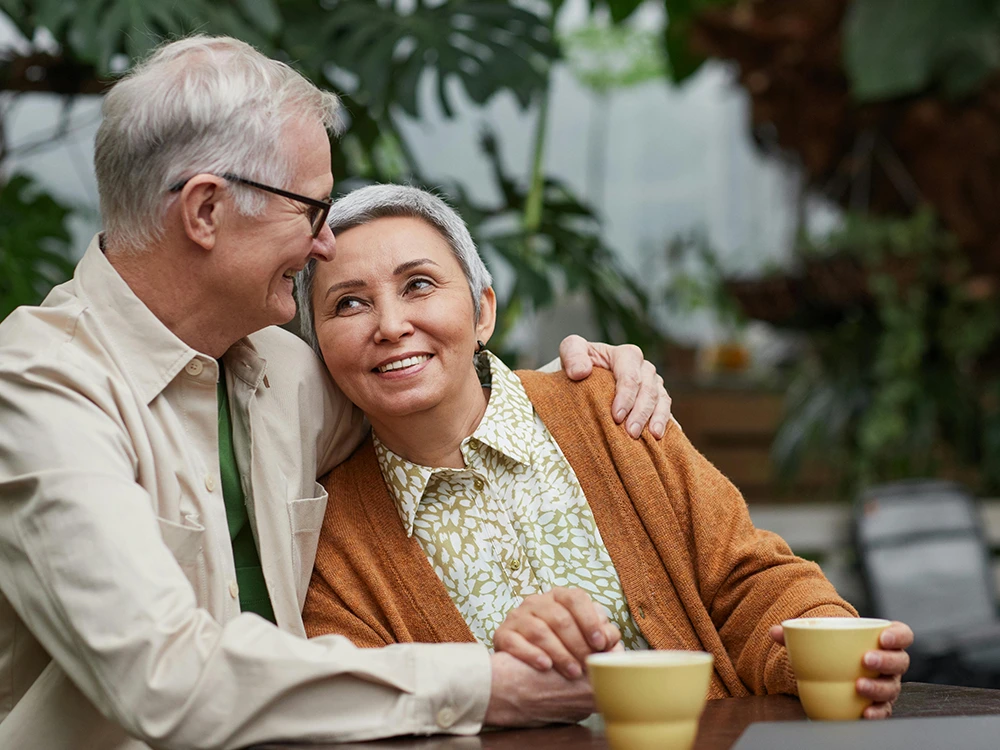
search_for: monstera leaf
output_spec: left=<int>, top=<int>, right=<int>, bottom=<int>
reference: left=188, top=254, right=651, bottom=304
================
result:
left=2, top=0, right=283, bottom=73
left=305, top=0, right=558, bottom=118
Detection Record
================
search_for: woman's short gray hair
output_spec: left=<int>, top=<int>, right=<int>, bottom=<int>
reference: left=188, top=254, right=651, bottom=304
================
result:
left=95, top=35, right=343, bottom=253
left=297, top=184, right=493, bottom=354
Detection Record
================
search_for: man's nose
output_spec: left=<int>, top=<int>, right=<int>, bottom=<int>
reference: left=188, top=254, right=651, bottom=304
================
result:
left=310, top=222, right=336, bottom=262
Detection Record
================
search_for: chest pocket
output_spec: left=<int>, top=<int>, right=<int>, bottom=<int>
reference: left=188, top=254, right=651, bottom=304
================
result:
left=156, top=516, right=207, bottom=605
left=287, top=483, right=329, bottom=608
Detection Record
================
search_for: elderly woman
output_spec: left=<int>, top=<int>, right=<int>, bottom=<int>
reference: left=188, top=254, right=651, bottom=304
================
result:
left=297, top=185, right=912, bottom=717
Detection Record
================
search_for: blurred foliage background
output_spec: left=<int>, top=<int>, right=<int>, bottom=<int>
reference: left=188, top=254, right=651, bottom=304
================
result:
left=1, top=0, right=1000, bottom=495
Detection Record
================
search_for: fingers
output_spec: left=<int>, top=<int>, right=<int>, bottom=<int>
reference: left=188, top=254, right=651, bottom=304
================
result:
left=880, top=621, right=915, bottom=650
left=558, top=339, right=670, bottom=440
left=486, top=651, right=595, bottom=727
left=647, top=372, right=671, bottom=440
left=608, top=344, right=643, bottom=428
left=552, top=588, right=610, bottom=651
left=621, top=359, right=658, bottom=439
left=864, top=648, right=910, bottom=677
left=769, top=624, right=785, bottom=646
left=558, top=335, right=594, bottom=381
left=494, top=589, right=611, bottom=680
left=507, top=611, right=585, bottom=679
left=601, top=621, right=623, bottom=653
left=863, top=701, right=894, bottom=720
left=857, top=675, right=902, bottom=706
left=494, top=630, right=554, bottom=672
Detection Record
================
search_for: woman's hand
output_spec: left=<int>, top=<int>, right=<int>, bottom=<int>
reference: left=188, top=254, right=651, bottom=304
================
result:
left=558, top=335, right=670, bottom=440
left=770, top=620, right=914, bottom=719
left=494, top=587, right=622, bottom=679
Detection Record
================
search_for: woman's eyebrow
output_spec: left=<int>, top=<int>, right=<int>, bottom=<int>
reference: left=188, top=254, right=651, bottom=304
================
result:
left=323, top=279, right=365, bottom=299
left=393, top=258, right=439, bottom=275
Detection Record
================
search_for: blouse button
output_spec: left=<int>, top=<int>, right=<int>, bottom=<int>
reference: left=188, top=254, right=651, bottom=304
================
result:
left=473, top=477, right=484, bottom=491
left=509, top=559, right=521, bottom=572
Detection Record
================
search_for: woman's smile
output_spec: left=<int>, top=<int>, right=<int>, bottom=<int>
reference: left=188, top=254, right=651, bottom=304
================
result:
left=373, top=353, right=434, bottom=377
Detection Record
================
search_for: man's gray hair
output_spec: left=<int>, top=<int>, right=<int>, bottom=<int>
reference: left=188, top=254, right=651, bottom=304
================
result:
left=297, top=184, right=493, bottom=354
left=95, top=35, right=343, bottom=253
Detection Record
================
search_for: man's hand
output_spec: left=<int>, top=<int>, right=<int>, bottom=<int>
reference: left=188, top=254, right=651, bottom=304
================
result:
left=485, top=651, right=595, bottom=727
left=558, top=335, right=670, bottom=439
left=770, top=621, right=913, bottom=719
left=493, top=587, right=622, bottom=679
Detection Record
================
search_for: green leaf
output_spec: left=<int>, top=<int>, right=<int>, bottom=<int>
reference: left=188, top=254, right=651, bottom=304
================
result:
left=318, top=0, right=556, bottom=119
left=0, top=174, right=77, bottom=322
left=845, top=0, right=1000, bottom=100
left=662, top=0, right=737, bottom=84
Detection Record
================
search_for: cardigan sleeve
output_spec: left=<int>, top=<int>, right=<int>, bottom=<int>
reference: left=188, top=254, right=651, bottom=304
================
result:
left=653, top=421, right=857, bottom=695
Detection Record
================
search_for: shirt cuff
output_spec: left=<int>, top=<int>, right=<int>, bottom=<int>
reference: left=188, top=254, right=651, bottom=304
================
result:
left=539, top=357, right=561, bottom=374
left=411, top=643, right=491, bottom=735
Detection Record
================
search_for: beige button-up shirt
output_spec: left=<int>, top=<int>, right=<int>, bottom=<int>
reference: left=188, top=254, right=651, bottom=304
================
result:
left=0, top=236, right=490, bottom=749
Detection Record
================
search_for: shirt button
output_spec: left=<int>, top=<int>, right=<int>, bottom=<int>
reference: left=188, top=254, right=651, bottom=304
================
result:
left=204, top=475, right=216, bottom=492
left=473, top=477, right=484, bottom=491
left=436, top=706, right=457, bottom=729
left=509, top=559, right=521, bottom=572
left=229, top=580, right=239, bottom=599
left=185, top=359, right=204, bottom=377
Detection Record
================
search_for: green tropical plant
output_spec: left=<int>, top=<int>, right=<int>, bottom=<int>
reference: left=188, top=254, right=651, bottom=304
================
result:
left=772, top=211, right=1000, bottom=493
left=0, top=0, right=666, bottom=360
left=0, top=174, right=76, bottom=320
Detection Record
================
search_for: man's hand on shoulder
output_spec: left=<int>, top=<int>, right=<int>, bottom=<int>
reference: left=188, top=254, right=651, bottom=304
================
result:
left=485, top=651, right=594, bottom=728
left=558, top=335, right=670, bottom=440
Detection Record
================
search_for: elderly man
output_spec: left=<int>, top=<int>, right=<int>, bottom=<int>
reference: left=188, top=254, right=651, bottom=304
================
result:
left=0, top=36, right=672, bottom=750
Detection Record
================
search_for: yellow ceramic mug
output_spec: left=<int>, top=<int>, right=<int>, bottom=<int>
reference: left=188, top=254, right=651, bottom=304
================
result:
left=587, top=650, right=714, bottom=750
left=782, top=617, right=891, bottom=721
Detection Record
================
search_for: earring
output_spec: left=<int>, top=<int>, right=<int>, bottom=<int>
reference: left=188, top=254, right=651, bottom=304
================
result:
left=474, top=340, right=491, bottom=387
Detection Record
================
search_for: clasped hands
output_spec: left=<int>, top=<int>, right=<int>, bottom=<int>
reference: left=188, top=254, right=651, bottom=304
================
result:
left=486, top=587, right=913, bottom=726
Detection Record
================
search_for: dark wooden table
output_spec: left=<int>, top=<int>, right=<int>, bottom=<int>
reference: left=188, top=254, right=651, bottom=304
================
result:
left=257, top=683, right=1000, bottom=750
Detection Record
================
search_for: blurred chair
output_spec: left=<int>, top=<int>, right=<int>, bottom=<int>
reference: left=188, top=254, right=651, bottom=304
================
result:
left=854, top=480, right=1000, bottom=687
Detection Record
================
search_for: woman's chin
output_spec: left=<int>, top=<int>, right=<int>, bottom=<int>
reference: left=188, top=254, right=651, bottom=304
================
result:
left=360, top=391, right=442, bottom=422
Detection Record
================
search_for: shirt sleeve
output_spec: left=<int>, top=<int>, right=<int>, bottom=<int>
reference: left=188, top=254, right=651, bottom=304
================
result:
left=0, top=362, right=490, bottom=748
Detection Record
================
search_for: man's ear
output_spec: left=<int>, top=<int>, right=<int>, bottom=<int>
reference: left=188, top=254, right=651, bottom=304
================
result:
left=476, top=286, right=497, bottom=345
left=178, top=175, right=227, bottom=250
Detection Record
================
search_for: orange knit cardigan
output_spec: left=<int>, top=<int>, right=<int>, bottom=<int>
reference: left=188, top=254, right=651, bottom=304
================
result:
left=303, top=370, right=856, bottom=698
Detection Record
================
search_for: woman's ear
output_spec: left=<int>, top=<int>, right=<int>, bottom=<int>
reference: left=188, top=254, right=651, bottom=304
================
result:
left=476, top=287, right=497, bottom=345
left=178, top=174, right=226, bottom=251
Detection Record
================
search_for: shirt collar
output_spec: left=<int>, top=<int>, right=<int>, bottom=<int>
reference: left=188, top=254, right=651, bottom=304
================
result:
left=469, top=352, right=535, bottom=467
left=373, top=436, right=436, bottom=536
left=374, top=352, right=537, bottom=535
left=74, top=234, right=263, bottom=403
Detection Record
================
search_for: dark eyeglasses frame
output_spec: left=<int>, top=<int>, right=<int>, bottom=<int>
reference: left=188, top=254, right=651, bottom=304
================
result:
left=169, top=173, right=332, bottom=238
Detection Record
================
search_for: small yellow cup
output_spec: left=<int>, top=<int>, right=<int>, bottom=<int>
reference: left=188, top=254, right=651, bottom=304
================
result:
left=587, top=650, right=714, bottom=750
left=782, top=617, right=891, bottom=721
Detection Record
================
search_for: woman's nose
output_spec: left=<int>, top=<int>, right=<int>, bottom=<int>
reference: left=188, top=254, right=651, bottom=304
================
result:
left=374, top=300, right=413, bottom=342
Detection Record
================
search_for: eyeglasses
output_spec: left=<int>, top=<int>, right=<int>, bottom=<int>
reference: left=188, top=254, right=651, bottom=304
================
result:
left=169, top=173, right=332, bottom=238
